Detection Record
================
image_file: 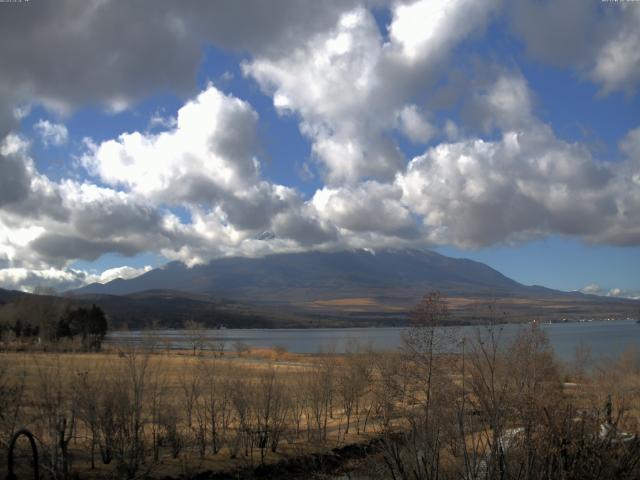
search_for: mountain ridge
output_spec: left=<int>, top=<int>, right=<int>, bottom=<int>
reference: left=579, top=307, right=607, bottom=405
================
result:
left=1, top=248, right=638, bottom=329
left=66, top=248, right=640, bottom=327
left=73, top=248, right=528, bottom=299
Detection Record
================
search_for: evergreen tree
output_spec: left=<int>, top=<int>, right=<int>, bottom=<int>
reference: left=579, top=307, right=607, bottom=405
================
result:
left=56, top=304, right=108, bottom=350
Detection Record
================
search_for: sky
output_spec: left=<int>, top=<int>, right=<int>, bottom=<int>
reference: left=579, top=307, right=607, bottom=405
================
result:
left=0, top=0, right=639, bottom=298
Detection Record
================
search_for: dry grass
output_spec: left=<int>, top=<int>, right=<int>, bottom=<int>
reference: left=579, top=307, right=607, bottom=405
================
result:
left=0, top=347, right=382, bottom=479
left=2, top=336, right=639, bottom=479
left=306, top=297, right=407, bottom=312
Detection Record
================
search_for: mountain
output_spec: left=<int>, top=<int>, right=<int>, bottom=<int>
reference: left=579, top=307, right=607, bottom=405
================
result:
left=0, top=288, right=27, bottom=305
left=75, top=248, right=525, bottom=299
left=70, top=248, right=640, bottom=326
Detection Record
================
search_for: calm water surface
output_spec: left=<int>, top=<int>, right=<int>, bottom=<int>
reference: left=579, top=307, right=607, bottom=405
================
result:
left=107, top=320, right=639, bottom=362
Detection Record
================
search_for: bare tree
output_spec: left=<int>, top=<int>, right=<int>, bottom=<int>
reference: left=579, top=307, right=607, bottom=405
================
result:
left=338, top=350, right=371, bottom=437
left=184, top=320, right=207, bottom=356
left=382, top=291, right=453, bottom=480
left=229, top=375, right=252, bottom=460
left=288, top=372, right=307, bottom=440
left=210, top=330, right=226, bottom=357
left=32, top=354, right=78, bottom=478
left=202, top=359, right=233, bottom=455
left=147, top=356, right=168, bottom=463
left=180, top=358, right=201, bottom=432
left=252, top=367, right=289, bottom=463
left=305, top=362, right=334, bottom=442
left=0, top=357, right=26, bottom=451
left=75, top=368, right=102, bottom=470
left=110, top=349, right=151, bottom=479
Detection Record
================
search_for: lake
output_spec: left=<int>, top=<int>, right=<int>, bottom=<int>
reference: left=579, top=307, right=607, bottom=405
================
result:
left=106, top=319, right=639, bottom=363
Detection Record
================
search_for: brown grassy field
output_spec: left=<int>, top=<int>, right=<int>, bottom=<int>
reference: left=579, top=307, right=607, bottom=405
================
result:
left=1, top=318, right=639, bottom=479
left=0, top=346, right=387, bottom=479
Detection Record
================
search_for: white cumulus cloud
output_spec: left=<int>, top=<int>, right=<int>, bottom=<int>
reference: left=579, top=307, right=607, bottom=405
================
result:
left=34, top=119, right=68, bottom=146
left=244, top=0, right=497, bottom=184
left=579, top=283, right=640, bottom=300
left=88, top=265, right=153, bottom=284
left=591, top=5, right=640, bottom=95
left=396, top=105, right=436, bottom=144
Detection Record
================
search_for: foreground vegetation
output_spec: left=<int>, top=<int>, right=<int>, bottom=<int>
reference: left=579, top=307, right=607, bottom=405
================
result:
left=0, top=293, right=639, bottom=479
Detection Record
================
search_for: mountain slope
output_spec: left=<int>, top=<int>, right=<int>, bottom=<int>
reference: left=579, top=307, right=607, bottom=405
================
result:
left=72, top=290, right=296, bottom=329
left=68, top=248, right=640, bottom=326
left=74, top=248, right=527, bottom=300
left=0, top=288, right=27, bottom=305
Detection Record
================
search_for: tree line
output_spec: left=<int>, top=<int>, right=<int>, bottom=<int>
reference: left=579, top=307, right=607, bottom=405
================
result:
left=0, top=289, right=108, bottom=351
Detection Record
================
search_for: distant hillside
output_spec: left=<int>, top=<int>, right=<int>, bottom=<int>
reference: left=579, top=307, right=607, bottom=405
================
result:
left=69, top=249, right=640, bottom=327
left=71, top=290, right=311, bottom=329
left=0, top=288, right=26, bottom=305
left=0, top=287, right=324, bottom=330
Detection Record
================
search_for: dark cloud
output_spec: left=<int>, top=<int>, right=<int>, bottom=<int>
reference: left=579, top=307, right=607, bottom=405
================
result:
left=0, top=154, right=30, bottom=207
left=167, top=174, right=224, bottom=206
left=0, top=140, right=68, bottom=221
left=207, top=106, right=261, bottom=179
left=0, top=0, right=363, bottom=137
left=220, top=185, right=293, bottom=231
left=508, top=0, right=640, bottom=94
left=71, top=199, right=162, bottom=239
left=508, top=0, right=604, bottom=67
left=272, top=211, right=337, bottom=246
left=29, top=233, right=143, bottom=263
left=0, top=254, right=9, bottom=270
